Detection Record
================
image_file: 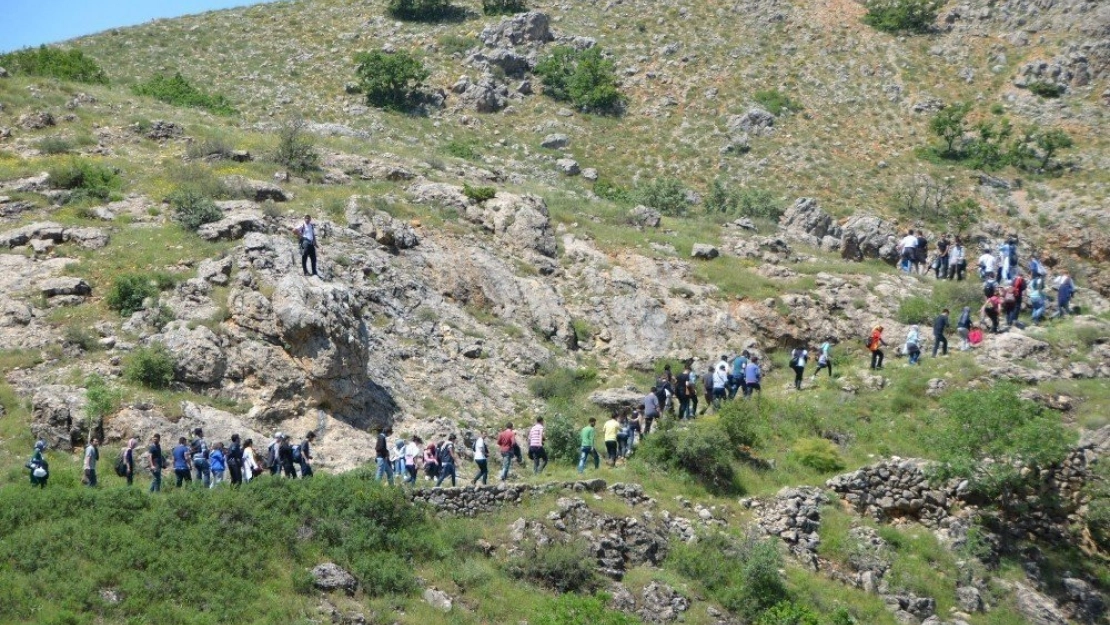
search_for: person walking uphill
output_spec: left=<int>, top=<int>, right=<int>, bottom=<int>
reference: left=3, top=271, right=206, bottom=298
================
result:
left=743, top=356, right=762, bottom=399
left=578, top=418, right=600, bottom=473
left=148, top=434, right=164, bottom=492
left=642, top=387, right=661, bottom=436
left=603, top=413, right=621, bottom=467
left=293, top=214, right=319, bottom=277
left=83, top=438, right=100, bottom=488
left=28, top=440, right=48, bottom=488
left=789, top=346, right=808, bottom=390
left=528, top=416, right=547, bottom=475
left=376, top=427, right=394, bottom=485
left=435, top=435, right=458, bottom=488
left=122, top=438, right=137, bottom=486
left=957, top=307, right=973, bottom=351
left=497, top=423, right=517, bottom=482
left=868, top=326, right=886, bottom=370
left=172, top=437, right=192, bottom=487
left=933, top=309, right=949, bottom=357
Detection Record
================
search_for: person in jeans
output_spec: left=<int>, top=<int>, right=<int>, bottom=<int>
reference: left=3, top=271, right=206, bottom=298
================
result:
left=190, top=428, right=210, bottom=488
left=123, top=438, right=137, bottom=486
left=435, top=434, right=457, bottom=487
left=577, top=418, right=600, bottom=473
left=711, top=364, right=729, bottom=411
left=789, top=346, right=808, bottom=390
left=172, top=437, right=192, bottom=487
left=933, top=309, right=949, bottom=357
left=148, top=433, right=164, bottom=493
left=603, top=413, right=621, bottom=467
left=743, top=357, right=763, bottom=398
left=83, top=438, right=100, bottom=487
left=375, top=427, right=394, bottom=485
left=868, top=326, right=886, bottom=369
left=208, top=442, right=226, bottom=488
left=471, top=433, right=489, bottom=486
left=497, top=423, right=516, bottom=482
left=956, top=307, right=973, bottom=350
left=675, top=363, right=691, bottom=419
left=226, top=434, right=243, bottom=486
left=527, top=417, right=547, bottom=475
left=299, top=431, right=316, bottom=478
left=403, top=435, right=422, bottom=484
left=616, top=412, right=631, bottom=458
left=642, top=388, right=660, bottom=436
left=293, top=214, right=319, bottom=277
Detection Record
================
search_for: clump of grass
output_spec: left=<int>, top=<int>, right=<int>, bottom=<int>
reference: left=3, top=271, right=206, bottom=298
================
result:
left=753, top=89, right=802, bottom=116
left=132, top=73, right=236, bottom=115
left=506, top=539, right=600, bottom=593
left=438, top=34, right=479, bottom=55
left=47, top=158, right=122, bottom=203
left=463, top=183, right=496, bottom=202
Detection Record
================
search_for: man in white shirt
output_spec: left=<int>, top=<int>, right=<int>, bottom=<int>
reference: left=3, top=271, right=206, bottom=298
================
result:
left=293, top=214, right=319, bottom=276
left=898, top=231, right=918, bottom=273
left=83, top=438, right=100, bottom=488
left=978, top=250, right=997, bottom=280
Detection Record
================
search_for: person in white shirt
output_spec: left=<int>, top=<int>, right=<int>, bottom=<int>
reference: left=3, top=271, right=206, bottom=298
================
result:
left=898, top=232, right=918, bottom=273
left=471, top=431, right=490, bottom=486
left=978, top=250, right=997, bottom=280
left=403, top=437, right=422, bottom=484
left=242, top=439, right=259, bottom=482
left=948, top=238, right=967, bottom=281
left=293, top=214, right=319, bottom=277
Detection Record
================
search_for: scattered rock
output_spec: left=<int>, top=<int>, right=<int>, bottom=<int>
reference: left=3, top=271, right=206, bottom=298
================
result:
left=221, top=176, right=288, bottom=202
left=423, top=588, right=453, bottom=612
left=197, top=211, right=269, bottom=241
left=541, top=133, right=569, bottom=149
left=728, top=107, right=775, bottom=136
left=311, top=563, right=357, bottom=594
left=628, top=205, right=661, bottom=228
left=38, top=277, right=91, bottom=298
left=479, top=11, right=553, bottom=48
left=691, top=243, right=719, bottom=260
left=582, top=167, right=598, bottom=181
left=141, top=120, right=183, bottom=141
left=555, top=158, right=580, bottom=176
left=19, top=112, right=55, bottom=130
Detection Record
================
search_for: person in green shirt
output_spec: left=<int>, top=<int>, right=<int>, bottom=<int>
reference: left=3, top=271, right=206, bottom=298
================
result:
left=577, top=418, right=599, bottom=473
left=603, top=414, right=621, bottom=467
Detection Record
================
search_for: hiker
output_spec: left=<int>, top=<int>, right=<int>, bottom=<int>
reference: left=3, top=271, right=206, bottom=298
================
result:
left=28, top=440, right=48, bottom=488
left=653, top=377, right=670, bottom=419
left=577, top=418, right=600, bottom=473
left=983, top=291, right=1001, bottom=334
left=675, top=362, right=692, bottom=419
left=268, top=432, right=283, bottom=476
left=933, top=309, right=949, bottom=357
left=730, top=352, right=749, bottom=399
left=868, top=326, right=886, bottom=370
left=293, top=214, right=319, bottom=277
left=998, top=239, right=1012, bottom=281
left=393, top=437, right=406, bottom=477
left=686, top=364, right=700, bottom=418
left=423, top=441, right=440, bottom=481
left=1000, top=285, right=1018, bottom=328
left=935, top=235, right=950, bottom=279
left=471, top=432, right=489, bottom=486
left=701, top=365, right=714, bottom=415
left=242, top=438, right=259, bottom=482
left=148, top=433, right=164, bottom=493
left=915, top=230, right=928, bottom=275
left=978, top=247, right=997, bottom=281
left=528, top=416, right=547, bottom=475
left=278, top=434, right=296, bottom=478
left=712, top=363, right=729, bottom=410
left=227, top=434, right=244, bottom=486
left=435, top=434, right=458, bottom=487
left=813, top=340, right=833, bottom=379
left=603, top=412, right=621, bottom=467
left=628, top=408, right=643, bottom=449
left=172, top=437, right=193, bottom=487
left=642, top=387, right=661, bottom=436
left=1029, top=252, right=1045, bottom=279
left=1030, top=276, right=1047, bottom=324
left=659, top=364, right=676, bottom=415
left=209, top=442, right=226, bottom=488
left=191, top=428, right=211, bottom=487
left=898, top=230, right=917, bottom=273
left=948, top=238, right=967, bottom=281
left=1010, top=274, right=1027, bottom=326
left=121, top=438, right=137, bottom=486
left=497, top=423, right=517, bottom=482
left=1055, top=272, right=1075, bottom=318
left=298, top=431, right=316, bottom=478
left=957, top=307, right=973, bottom=351
left=83, top=438, right=100, bottom=488
left=789, top=345, right=808, bottom=390
left=743, top=356, right=762, bottom=398
left=376, top=427, right=394, bottom=485
left=617, top=411, right=632, bottom=458
left=968, top=324, right=985, bottom=347
left=904, top=326, right=922, bottom=365
left=404, top=436, right=422, bottom=484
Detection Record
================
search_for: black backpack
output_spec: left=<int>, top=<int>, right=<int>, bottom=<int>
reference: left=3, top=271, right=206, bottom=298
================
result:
left=114, top=450, right=128, bottom=477
left=983, top=280, right=997, bottom=298
left=437, top=443, right=453, bottom=465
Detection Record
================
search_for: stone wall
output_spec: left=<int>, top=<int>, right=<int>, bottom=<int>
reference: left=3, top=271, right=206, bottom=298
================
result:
left=409, top=478, right=613, bottom=516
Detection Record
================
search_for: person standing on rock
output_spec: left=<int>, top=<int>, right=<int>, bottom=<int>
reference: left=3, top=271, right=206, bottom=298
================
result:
left=227, top=434, right=243, bottom=486
left=701, top=365, right=714, bottom=416
left=577, top=418, right=600, bottom=473
left=686, top=365, right=699, bottom=417
left=868, top=326, right=886, bottom=370
left=1011, top=273, right=1026, bottom=327
left=242, top=438, right=259, bottom=482
left=789, top=345, right=808, bottom=390
left=956, top=307, right=973, bottom=351
left=28, top=440, right=48, bottom=489
left=172, top=437, right=192, bottom=488
left=423, top=440, right=439, bottom=482
left=743, top=356, right=762, bottom=398
left=83, top=438, right=100, bottom=488
left=978, top=247, right=997, bottom=282
left=497, top=423, right=517, bottom=482
left=528, top=416, right=547, bottom=475
left=298, top=431, right=316, bottom=478
left=617, top=411, right=632, bottom=458
left=642, top=387, right=661, bottom=437
left=932, top=309, right=949, bottom=357
left=293, top=214, right=319, bottom=277
left=376, top=427, right=394, bottom=485
left=435, top=434, right=458, bottom=488
left=190, top=428, right=211, bottom=488
left=148, top=434, right=164, bottom=493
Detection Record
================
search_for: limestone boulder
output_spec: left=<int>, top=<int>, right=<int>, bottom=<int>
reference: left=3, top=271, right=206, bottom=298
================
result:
left=31, top=385, right=88, bottom=450
left=153, top=322, right=227, bottom=385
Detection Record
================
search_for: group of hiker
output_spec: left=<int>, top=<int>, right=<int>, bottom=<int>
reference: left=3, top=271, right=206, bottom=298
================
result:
left=27, top=428, right=317, bottom=491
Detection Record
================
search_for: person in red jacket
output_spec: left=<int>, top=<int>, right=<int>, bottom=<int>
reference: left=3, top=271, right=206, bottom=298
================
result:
left=496, top=423, right=517, bottom=482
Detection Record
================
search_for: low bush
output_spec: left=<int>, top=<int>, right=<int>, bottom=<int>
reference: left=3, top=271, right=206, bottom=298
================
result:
left=719, top=400, right=761, bottom=449
left=63, top=326, right=101, bottom=352
left=1085, top=461, right=1110, bottom=551
left=185, top=136, right=235, bottom=161
left=438, top=34, right=479, bottom=56
left=272, top=117, right=319, bottom=175
left=790, top=438, right=845, bottom=473
left=168, top=188, right=223, bottom=231
left=106, top=274, right=159, bottom=316
left=737, top=187, right=783, bottom=220
left=669, top=532, right=788, bottom=620
left=506, top=539, right=599, bottom=593
left=639, top=420, right=737, bottom=493
left=535, top=46, right=624, bottom=114
left=756, top=602, right=822, bottom=625
left=862, top=0, right=942, bottom=34
left=1027, top=81, right=1065, bottom=99
left=528, top=365, right=599, bottom=403
left=47, top=158, right=121, bottom=202
left=753, top=89, right=802, bottom=116
left=132, top=73, right=236, bottom=115
left=482, top=0, right=527, bottom=15
left=84, top=374, right=122, bottom=425
left=444, top=139, right=479, bottom=160
left=537, top=593, right=640, bottom=625
left=0, top=45, right=108, bottom=83
left=463, top=183, right=496, bottom=203
left=542, top=412, right=581, bottom=463
left=386, top=0, right=462, bottom=21
left=123, top=344, right=176, bottom=389
left=595, top=178, right=634, bottom=204
left=36, top=136, right=75, bottom=155
left=634, top=177, right=691, bottom=216
left=895, top=295, right=933, bottom=325
left=353, top=50, right=429, bottom=110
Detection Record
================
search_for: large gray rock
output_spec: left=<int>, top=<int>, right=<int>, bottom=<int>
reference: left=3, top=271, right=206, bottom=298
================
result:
left=31, top=385, right=88, bottom=450
left=691, top=244, right=719, bottom=260
left=197, top=211, right=268, bottom=241
left=779, top=198, right=840, bottom=246
left=0, top=221, right=108, bottom=250
left=409, top=182, right=470, bottom=211
left=154, top=323, right=227, bottom=385
left=541, top=133, right=569, bottom=149
left=555, top=158, right=581, bottom=176
left=1012, top=581, right=1069, bottom=625
left=840, top=214, right=899, bottom=263
left=628, top=205, right=661, bottom=228
left=479, top=11, right=553, bottom=48
left=197, top=257, right=233, bottom=286
left=728, top=107, right=775, bottom=136
left=588, top=387, right=645, bottom=410
left=19, top=112, right=55, bottom=130
left=452, top=75, right=510, bottom=113
left=367, top=211, right=419, bottom=249
left=462, top=192, right=557, bottom=257
left=311, top=563, right=357, bottom=594
left=468, top=48, right=532, bottom=77
left=221, top=176, right=288, bottom=202
left=38, top=277, right=91, bottom=298
left=423, top=588, right=453, bottom=612
left=322, top=153, right=416, bottom=181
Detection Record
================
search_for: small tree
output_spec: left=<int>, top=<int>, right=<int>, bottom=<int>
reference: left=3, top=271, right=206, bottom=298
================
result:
left=1033, top=128, right=1073, bottom=170
left=482, top=0, right=527, bottom=15
left=705, top=178, right=737, bottom=213
left=386, top=0, right=454, bottom=20
left=947, top=197, right=981, bottom=235
left=273, top=117, right=319, bottom=175
left=929, top=103, right=970, bottom=156
left=535, top=46, right=624, bottom=114
left=862, top=0, right=943, bottom=34
left=124, top=344, right=176, bottom=389
left=353, top=50, right=429, bottom=111
left=0, top=45, right=108, bottom=83
left=634, top=177, right=691, bottom=216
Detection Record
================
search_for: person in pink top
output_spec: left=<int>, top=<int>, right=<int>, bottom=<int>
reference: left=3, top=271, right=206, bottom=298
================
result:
left=497, top=423, right=516, bottom=482
left=527, top=416, right=547, bottom=475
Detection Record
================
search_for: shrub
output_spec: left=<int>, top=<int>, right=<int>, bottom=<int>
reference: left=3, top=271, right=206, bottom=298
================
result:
left=932, top=279, right=983, bottom=314
left=463, top=184, right=496, bottom=202
left=353, top=50, right=429, bottom=110
left=84, top=374, right=122, bottom=422
left=542, top=412, right=581, bottom=463
left=669, top=532, right=788, bottom=620
left=123, top=344, right=176, bottom=389
left=482, top=0, right=527, bottom=15
left=386, top=0, right=461, bottom=21
left=0, top=45, right=108, bottom=83
left=862, top=0, right=942, bottom=34
left=737, top=187, right=783, bottom=220
left=1085, top=461, right=1110, bottom=552
left=928, top=103, right=970, bottom=156
left=595, top=178, right=634, bottom=204
left=895, top=295, right=933, bottom=325
left=106, top=274, right=160, bottom=316
left=705, top=178, right=737, bottom=214
left=537, top=594, right=640, bottom=625
left=570, top=317, right=594, bottom=344
left=168, top=188, right=223, bottom=231
left=445, top=139, right=479, bottom=160
left=185, top=136, right=235, bottom=161
left=132, top=73, right=236, bottom=115
left=272, top=117, right=320, bottom=175
left=790, top=438, right=845, bottom=473
left=639, top=420, right=737, bottom=492
left=535, top=46, right=624, bottom=114
left=753, top=89, right=801, bottom=116
left=529, top=365, right=598, bottom=403
left=507, top=539, right=599, bottom=593
left=719, top=400, right=761, bottom=449
left=1027, top=81, right=1065, bottom=99
left=634, top=177, right=691, bottom=216
left=438, top=34, right=479, bottom=55
left=756, top=602, right=821, bottom=625
left=36, top=137, right=75, bottom=155
left=63, top=326, right=101, bottom=352
left=47, top=159, right=121, bottom=202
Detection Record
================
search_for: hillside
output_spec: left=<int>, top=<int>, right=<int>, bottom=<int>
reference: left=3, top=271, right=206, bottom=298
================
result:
left=0, top=0, right=1108, bottom=623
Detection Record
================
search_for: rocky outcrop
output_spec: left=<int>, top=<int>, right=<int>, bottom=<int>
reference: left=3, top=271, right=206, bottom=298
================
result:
left=311, top=563, right=357, bottom=595
left=153, top=322, right=227, bottom=385
left=750, top=486, right=826, bottom=570
left=461, top=192, right=557, bottom=258
left=0, top=221, right=109, bottom=250
left=778, top=198, right=841, bottom=249
left=728, top=107, right=775, bottom=136
left=221, top=176, right=288, bottom=202
left=197, top=211, right=269, bottom=241
left=479, top=11, right=554, bottom=48
left=826, top=458, right=952, bottom=527
left=410, top=479, right=608, bottom=515
left=30, top=385, right=88, bottom=450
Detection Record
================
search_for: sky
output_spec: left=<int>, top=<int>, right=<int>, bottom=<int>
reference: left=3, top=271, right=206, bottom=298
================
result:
left=0, top=0, right=277, bottom=53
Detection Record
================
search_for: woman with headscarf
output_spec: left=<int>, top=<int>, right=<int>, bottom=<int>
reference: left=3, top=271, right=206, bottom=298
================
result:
left=868, top=326, right=886, bottom=370
left=124, top=438, right=138, bottom=486
left=27, top=440, right=48, bottom=488
left=956, top=307, right=973, bottom=350
left=904, top=326, right=922, bottom=365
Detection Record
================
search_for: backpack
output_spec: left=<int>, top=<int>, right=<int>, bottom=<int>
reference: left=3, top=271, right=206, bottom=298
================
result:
left=437, top=443, right=453, bottom=465
left=292, top=444, right=303, bottom=463
left=191, top=439, right=209, bottom=463
left=791, top=348, right=804, bottom=366
left=983, top=280, right=996, bottom=298
left=114, top=450, right=128, bottom=477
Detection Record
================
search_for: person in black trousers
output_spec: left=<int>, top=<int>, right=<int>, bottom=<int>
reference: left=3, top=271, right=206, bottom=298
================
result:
left=293, top=214, right=319, bottom=276
left=932, top=309, right=949, bottom=357
left=227, top=434, right=243, bottom=486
